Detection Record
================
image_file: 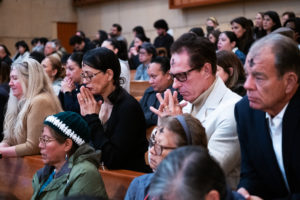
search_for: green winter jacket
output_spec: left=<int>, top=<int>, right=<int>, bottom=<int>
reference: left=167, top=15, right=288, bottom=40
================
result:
left=31, top=144, right=108, bottom=200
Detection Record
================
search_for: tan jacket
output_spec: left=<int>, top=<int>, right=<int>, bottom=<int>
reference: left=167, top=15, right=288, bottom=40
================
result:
left=4, top=93, right=62, bottom=156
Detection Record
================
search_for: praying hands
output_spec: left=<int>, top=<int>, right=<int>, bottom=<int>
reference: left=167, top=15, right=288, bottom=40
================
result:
left=150, top=89, right=187, bottom=120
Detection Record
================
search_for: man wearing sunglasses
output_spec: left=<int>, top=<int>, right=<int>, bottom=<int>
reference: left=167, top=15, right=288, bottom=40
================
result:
left=151, top=33, right=241, bottom=189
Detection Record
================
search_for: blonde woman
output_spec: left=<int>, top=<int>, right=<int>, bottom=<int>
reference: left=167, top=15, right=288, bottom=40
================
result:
left=0, top=58, right=62, bottom=157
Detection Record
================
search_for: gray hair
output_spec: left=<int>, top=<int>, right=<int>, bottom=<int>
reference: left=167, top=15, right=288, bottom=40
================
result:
left=248, top=34, right=300, bottom=82
left=46, top=41, right=56, bottom=49
left=149, top=146, right=227, bottom=200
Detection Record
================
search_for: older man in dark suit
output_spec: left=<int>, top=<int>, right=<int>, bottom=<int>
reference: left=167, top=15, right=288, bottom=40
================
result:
left=235, top=34, right=300, bottom=199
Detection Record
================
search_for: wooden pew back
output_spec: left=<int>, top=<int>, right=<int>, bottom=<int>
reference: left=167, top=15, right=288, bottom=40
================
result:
left=99, top=169, right=144, bottom=200
left=0, top=156, right=44, bottom=200
left=0, top=156, right=144, bottom=200
left=130, top=81, right=150, bottom=99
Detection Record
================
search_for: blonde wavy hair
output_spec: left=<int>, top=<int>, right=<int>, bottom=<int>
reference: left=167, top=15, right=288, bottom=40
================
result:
left=3, top=58, right=61, bottom=144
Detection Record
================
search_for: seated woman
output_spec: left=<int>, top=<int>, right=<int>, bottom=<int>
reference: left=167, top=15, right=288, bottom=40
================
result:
left=128, top=33, right=149, bottom=70
left=77, top=47, right=149, bottom=172
left=58, top=52, right=84, bottom=114
left=41, top=54, right=64, bottom=95
left=254, top=12, right=266, bottom=40
left=31, top=111, right=108, bottom=199
left=125, top=114, right=207, bottom=200
left=216, top=50, right=246, bottom=96
left=12, top=40, right=30, bottom=64
left=263, top=10, right=282, bottom=34
left=0, top=58, right=62, bottom=157
left=134, top=42, right=156, bottom=81
left=207, top=29, right=221, bottom=51
left=231, top=16, right=254, bottom=55
left=101, top=38, right=130, bottom=92
left=218, top=31, right=246, bottom=64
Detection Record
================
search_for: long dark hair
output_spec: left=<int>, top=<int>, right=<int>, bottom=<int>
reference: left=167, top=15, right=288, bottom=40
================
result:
left=264, top=11, right=282, bottom=32
left=231, top=17, right=254, bottom=54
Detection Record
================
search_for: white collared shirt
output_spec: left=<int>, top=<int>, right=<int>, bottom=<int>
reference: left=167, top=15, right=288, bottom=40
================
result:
left=265, top=103, right=290, bottom=191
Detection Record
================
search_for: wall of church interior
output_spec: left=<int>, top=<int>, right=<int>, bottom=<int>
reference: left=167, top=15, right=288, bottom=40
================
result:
left=0, top=0, right=299, bottom=54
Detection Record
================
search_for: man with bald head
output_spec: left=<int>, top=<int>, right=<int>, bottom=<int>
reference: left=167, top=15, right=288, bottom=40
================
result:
left=235, top=34, right=300, bottom=199
left=0, top=44, right=12, bottom=66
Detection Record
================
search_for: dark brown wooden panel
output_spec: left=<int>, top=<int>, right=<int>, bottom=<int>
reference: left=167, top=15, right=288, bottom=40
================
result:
left=169, top=0, right=239, bottom=9
left=57, top=22, right=77, bottom=53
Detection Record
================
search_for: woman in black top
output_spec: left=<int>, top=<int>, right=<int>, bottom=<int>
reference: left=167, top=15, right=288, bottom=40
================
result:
left=59, top=52, right=84, bottom=114
left=78, top=47, right=149, bottom=172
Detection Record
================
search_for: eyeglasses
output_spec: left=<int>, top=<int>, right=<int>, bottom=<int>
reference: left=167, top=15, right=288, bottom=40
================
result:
left=169, top=68, right=198, bottom=82
left=80, top=71, right=102, bottom=82
left=39, top=136, right=56, bottom=145
left=149, top=128, right=176, bottom=156
left=149, top=138, right=176, bottom=156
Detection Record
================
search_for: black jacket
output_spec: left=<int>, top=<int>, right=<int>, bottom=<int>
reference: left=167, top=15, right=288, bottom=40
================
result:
left=84, top=87, right=149, bottom=172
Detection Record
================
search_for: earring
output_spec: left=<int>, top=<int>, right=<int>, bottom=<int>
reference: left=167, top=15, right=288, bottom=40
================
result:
left=65, top=154, right=68, bottom=161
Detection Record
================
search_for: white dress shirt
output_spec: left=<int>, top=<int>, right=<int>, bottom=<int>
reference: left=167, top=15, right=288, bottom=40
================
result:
left=266, top=103, right=290, bottom=191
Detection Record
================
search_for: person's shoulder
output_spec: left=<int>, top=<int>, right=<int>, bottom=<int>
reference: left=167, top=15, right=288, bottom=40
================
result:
left=31, top=93, right=48, bottom=102
left=144, top=86, right=154, bottom=94
left=235, top=95, right=250, bottom=111
left=131, top=173, right=154, bottom=187
left=31, top=93, right=60, bottom=110
left=118, top=88, right=140, bottom=107
left=31, top=93, right=53, bottom=103
left=223, top=87, right=242, bottom=103
left=166, top=33, right=174, bottom=39
left=0, top=84, right=9, bottom=97
left=213, top=78, right=242, bottom=106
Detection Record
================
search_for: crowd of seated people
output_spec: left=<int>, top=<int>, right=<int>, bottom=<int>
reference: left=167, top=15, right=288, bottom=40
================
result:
left=0, top=9, right=299, bottom=199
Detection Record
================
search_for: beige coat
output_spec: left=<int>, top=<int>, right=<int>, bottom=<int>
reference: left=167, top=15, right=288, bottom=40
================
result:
left=3, top=93, right=62, bottom=156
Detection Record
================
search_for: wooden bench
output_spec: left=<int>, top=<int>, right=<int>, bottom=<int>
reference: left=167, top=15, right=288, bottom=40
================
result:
left=0, top=156, right=144, bottom=200
left=130, top=70, right=136, bottom=81
left=130, top=81, right=150, bottom=98
left=0, top=155, right=44, bottom=200
left=99, top=169, right=144, bottom=200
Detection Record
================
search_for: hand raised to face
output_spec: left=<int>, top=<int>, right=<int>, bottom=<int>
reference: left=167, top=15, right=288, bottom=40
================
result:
left=150, top=89, right=187, bottom=124
left=61, top=77, right=75, bottom=93
left=77, top=86, right=102, bottom=116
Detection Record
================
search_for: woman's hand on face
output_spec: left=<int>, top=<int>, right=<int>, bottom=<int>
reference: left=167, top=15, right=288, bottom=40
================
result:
left=77, top=86, right=102, bottom=116
left=150, top=89, right=186, bottom=123
left=129, top=47, right=138, bottom=56
left=61, top=77, right=75, bottom=93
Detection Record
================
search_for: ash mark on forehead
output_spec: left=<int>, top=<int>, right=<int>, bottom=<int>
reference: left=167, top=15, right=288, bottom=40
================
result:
left=171, top=58, right=175, bottom=67
left=248, top=57, right=255, bottom=68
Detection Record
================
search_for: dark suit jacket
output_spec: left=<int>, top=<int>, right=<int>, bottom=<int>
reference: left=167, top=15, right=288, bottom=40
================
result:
left=0, top=83, right=9, bottom=141
left=234, top=88, right=300, bottom=200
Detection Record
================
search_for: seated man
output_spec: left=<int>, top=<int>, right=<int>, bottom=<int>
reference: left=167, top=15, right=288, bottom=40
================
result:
left=153, top=19, right=174, bottom=58
left=235, top=34, right=300, bottom=199
left=44, top=41, right=57, bottom=56
left=140, top=56, right=182, bottom=127
left=151, top=33, right=241, bottom=188
left=149, top=146, right=245, bottom=200
left=69, top=35, right=95, bottom=54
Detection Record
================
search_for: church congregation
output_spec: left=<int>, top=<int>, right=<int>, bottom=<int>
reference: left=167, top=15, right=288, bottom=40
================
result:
left=0, top=1, right=300, bottom=199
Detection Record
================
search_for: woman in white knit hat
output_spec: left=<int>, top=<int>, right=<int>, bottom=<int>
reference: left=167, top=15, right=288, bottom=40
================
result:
left=31, top=111, right=108, bottom=200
